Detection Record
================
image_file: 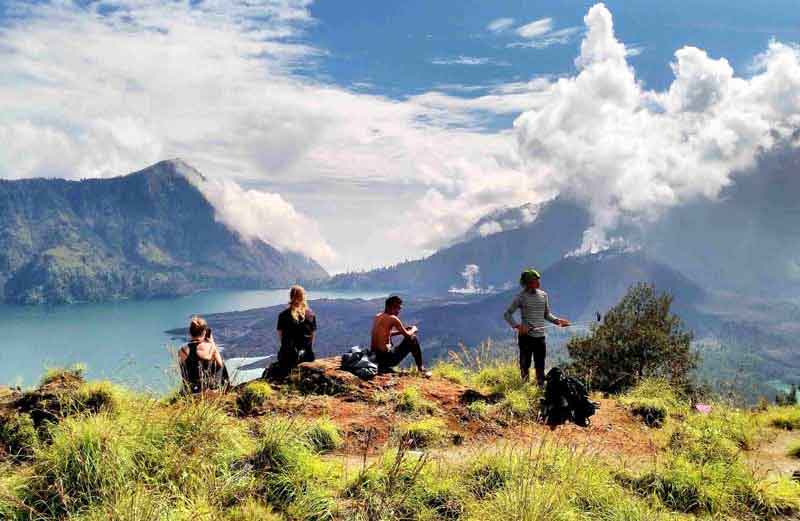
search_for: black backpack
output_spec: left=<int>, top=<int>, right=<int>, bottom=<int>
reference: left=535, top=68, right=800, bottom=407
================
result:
left=538, top=367, right=599, bottom=427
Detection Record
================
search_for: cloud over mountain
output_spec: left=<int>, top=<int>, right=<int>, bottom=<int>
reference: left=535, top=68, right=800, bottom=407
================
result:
left=1, top=1, right=798, bottom=275
left=513, top=3, right=800, bottom=253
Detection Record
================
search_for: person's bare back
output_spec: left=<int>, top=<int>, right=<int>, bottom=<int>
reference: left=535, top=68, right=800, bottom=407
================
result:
left=369, top=296, right=428, bottom=377
left=370, top=312, right=401, bottom=352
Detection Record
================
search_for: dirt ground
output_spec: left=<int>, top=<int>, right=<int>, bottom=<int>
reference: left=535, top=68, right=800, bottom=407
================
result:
left=748, top=429, right=800, bottom=478
left=254, top=358, right=661, bottom=469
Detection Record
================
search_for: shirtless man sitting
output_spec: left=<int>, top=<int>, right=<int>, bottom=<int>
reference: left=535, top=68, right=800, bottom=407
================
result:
left=370, top=295, right=431, bottom=377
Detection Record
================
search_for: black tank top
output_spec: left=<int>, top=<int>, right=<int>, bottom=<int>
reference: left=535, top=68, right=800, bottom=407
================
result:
left=181, top=341, right=227, bottom=393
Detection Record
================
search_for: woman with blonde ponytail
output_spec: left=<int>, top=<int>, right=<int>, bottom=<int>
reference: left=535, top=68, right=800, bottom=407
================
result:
left=275, top=285, right=317, bottom=376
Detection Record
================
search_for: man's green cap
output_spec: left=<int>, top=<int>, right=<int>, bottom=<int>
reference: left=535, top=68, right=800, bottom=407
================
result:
left=520, top=268, right=541, bottom=285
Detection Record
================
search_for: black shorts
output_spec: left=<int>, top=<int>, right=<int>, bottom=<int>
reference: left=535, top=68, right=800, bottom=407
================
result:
left=518, top=335, right=546, bottom=370
left=373, top=336, right=419, bottom=369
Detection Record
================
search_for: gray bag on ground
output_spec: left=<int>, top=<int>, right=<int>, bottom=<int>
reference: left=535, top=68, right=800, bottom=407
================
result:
left=341, top=346, right=379, bottom=380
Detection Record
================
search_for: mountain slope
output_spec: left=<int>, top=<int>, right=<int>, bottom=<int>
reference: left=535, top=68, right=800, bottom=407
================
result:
left=322, top=197, right=590, bottom=294
left=402, top=249, right=710, bottom=354
left=0, top=160, right=327, bottom=304
left=206, top=250, right=708, bottom=361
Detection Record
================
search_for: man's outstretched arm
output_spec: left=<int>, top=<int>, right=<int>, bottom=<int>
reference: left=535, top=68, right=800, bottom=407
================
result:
left=544, top=295, right=569, bottom=326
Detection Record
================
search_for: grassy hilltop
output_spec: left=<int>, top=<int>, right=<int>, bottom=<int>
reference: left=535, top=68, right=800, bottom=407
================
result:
left=2, top=361, right=800, bottom=521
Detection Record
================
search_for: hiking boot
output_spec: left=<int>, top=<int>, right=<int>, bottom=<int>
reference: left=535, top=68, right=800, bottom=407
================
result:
left=418, top=368, right=432, bottom=379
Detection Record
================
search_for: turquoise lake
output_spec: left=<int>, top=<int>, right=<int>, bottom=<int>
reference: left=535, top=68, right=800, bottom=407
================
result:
left=0, top=289, right=384, bottom=392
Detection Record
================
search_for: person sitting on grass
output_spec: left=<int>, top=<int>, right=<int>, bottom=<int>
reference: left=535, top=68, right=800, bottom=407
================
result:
left=370, top=295, right=431, bottom=377
left=275, top=285, right=318, bottom=375
left=503, top=268, right=570, bottom=386
left=178, top=315, right=229, bottom=393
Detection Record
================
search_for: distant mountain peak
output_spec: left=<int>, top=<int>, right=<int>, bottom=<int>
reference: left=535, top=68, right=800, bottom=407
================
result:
left=0, top=165, right=327, bottom=304
left=133, top=158, right=207, bottom=183
left=564, top=240, right=642, bottom=261
left=456, top=200, right=549, bottom=245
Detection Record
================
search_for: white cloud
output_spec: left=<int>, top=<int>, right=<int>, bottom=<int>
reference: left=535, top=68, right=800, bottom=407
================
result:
left=507, top=26, right=582, bottom=49
left=187, top=166, right=337, bottom=264
left=430, top=56, right=509, bottom=66
left=2, top=0, right=799, bottom=275
left=516, top=18, right=553, bottom=39
left=487, top=17, right=515, bottom=33
left=626, top=45, right=645, bottom=57
left=0, top=0, right=534, bottom=271
left=514, top=3, right=800, bottom=253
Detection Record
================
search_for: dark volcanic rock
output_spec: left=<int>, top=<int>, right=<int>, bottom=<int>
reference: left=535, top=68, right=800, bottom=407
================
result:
left=290, top=358, right=360, bottom=396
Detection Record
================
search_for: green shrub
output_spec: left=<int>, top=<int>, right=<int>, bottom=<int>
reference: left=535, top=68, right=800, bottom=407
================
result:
left=0, top=413, right=38, bottom=461
left=370, top=389, right=394, bottom=405
left=395, top=386, right=436, bottom=415
left=237, top=381, right=274, bottom=414
left=566, top=283, right=697, bottom=393
left=345, top=443, right=472, bottom=520
left=432, top=363, right=467, bottom=385
left=305, top=418, right=343, bottom=453
left=473, top=471, right=576, bottom=520
left=396, top=418, right=447, bottom=448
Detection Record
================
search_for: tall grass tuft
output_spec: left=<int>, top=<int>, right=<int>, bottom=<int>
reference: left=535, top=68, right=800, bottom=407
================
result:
left=226, top=498, right=282, bottom=521
left=620, top=378, right=687, bottom=427
left=305, top=418, right=343, bottom=454
left=760, top=406, right=800, bottom=430
left=394, top=386, right=436, bottom=415
left=40, top=364, right=85, bottom=387
left=472, top=442, right=675, bottom=521
left=71, top=485, right=177, bottom=521
left=72, top=381, right=124, bottom=416
left=432, top=362, right=467, bottom=385
left=251, top=417, right=337, bottom=520
left=26, top=413, right=135, bottom=516
left=0, top=413, right=38, bottom=462
left=237, top=381, right=274, bottom=415
left=395, top=418, right=448, bottom=448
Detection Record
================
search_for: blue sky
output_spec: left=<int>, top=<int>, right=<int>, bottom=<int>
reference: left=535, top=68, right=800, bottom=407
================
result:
left=1, top=1, right=799, bottom=272
left=304, top=0, right=799, bottom=96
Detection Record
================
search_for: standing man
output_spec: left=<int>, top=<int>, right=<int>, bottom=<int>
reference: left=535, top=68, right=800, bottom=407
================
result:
left=503, top=269, right=570, bottom=385
left=370, top=295, right=432, bottom=377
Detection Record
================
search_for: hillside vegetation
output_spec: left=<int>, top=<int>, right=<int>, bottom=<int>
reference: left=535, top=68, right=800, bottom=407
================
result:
left=2, top=361, right=799, bottom=521
left=0, top=159, right=326, bottom=305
